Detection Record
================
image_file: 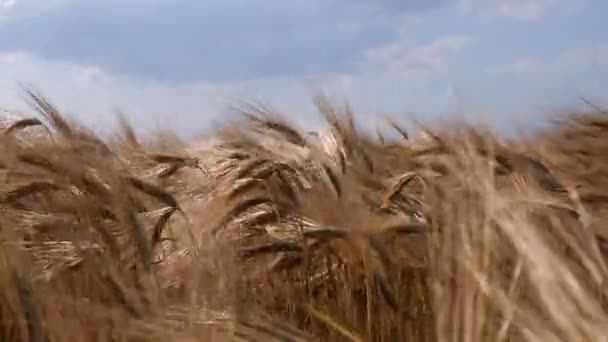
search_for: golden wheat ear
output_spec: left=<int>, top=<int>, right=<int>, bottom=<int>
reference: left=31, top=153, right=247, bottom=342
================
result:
left=23, top=88, right=74, bottom=137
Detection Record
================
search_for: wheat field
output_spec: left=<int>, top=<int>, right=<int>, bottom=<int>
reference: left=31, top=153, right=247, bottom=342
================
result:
left=0, top=89, right=607, bottom=341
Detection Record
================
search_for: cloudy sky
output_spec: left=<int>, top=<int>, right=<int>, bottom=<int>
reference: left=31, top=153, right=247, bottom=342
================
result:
left=0, top=0, right=606, bottom=136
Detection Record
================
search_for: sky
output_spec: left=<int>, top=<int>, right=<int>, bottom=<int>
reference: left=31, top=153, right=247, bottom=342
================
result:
left=0, top=0, right=607, bottom=137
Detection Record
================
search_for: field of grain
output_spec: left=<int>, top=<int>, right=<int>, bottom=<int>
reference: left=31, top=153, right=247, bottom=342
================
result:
left=0, top=89, right=607, bottom=341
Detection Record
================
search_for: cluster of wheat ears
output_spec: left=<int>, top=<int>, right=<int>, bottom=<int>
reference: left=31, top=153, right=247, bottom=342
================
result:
left=0, top=89, right=608, bottom=341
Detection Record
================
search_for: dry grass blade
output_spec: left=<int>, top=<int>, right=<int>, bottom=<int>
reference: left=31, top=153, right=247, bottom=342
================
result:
left=225, top=152, right=250, bottom=161
left=158, top=164, right=180, bottom=178
left=150, top=153, right=199, bottom=166
left=227, top=178, right=266, bottom=200
left=367, top=234, right=400, bottom=311
left=235, top=318, right=311, bottom=342
left=386, top=118, right=409, bottom=140
left=239, top=242, right=304, bottom=259
left=117, top=111, right=142, bottom=148
left=302, top=226, right=349, bottom=240
left=237, top=209, right=284, bottom=229
left=99, top=266, right=145, bottom=318
left=375, top=123, right=386, bottom=145
left=4, top=118, right=47, bottom=136
left=17, top=153, right=61, bottom=174
left=579, top=96, right=608, bottom=114
left=267, top=253, right=303, bottom=272
left=305, top=305, right=364, bottom=342
left=359, top=149, right=375, bottom=173
left=321, top=163, right=342, bottom=198
left=520, top=155, right=568, bottom=193
left=126, top=176, right=180, bottom=210
left=90, top=220, right=122, bottom=257
left=239, top=103, right=308, bottom=147
left=124, top=207, right=154, bottom=270
left=494, top=155, right=515, bottom=175
left=368, top=234, right=393, bottom=271
left=151, top=207, right=176, bottom=245
left=215, top=197, right=276, bottom=234
left=235, top=159, right=271, bottom=180
left=80, top=171, right=113, bottom=198
left=378, top=222, right=431, bottom=237
left=14, top=272, right=49, bottom=342
left=274, top=171, right=301, bottom=204
left=374, top=272, right=399, bottom=311
left=251, top=163, right=295, bottom=182
left=1, top=181, right=62, bottom=204
left=382, top=172, right=422, bottom=207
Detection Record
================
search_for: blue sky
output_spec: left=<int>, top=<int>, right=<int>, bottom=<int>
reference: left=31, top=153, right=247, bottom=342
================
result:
left=0, top=0, right=606, bottom=136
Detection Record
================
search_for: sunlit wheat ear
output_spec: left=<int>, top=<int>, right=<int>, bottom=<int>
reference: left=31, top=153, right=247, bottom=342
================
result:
left=213, top=197, right=276, bottom=235
left=6, top=88, right=608, bottom=341
left=226, top=178, right=265, bottom=199
left=149, top=153, right=205, bottom=178
left=381, top=172, right=423, bottom=207
left=237, top=103, right=308, bottom=148
left=234, top=159, right=271, bottom=179
left=24, top=89, right=74, bottom=137
left=23, top=90, right=113, bottom=155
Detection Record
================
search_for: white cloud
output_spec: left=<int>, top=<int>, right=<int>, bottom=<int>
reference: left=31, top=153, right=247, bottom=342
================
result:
left=0, top=0, right=75, bottom=22
left=458, top=0, right=584, bottom=20
left=0, top=0, right=16, bottom=10
left=489, top=45, right=608, bottom=75
left=0, top=51, right=232, bottom=135
left=362, top=35, right=475, bottom=81
left=483, top=45, right=608, bottom=117
left=71, top=65, right=112, bottom=84
left=488, top=58, right=548, bottom=75
left=0, top=50, right=31, bottom=64
left=496, top=0, right=553, bottom=19
left=0, top=49, right=459, bottom=138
